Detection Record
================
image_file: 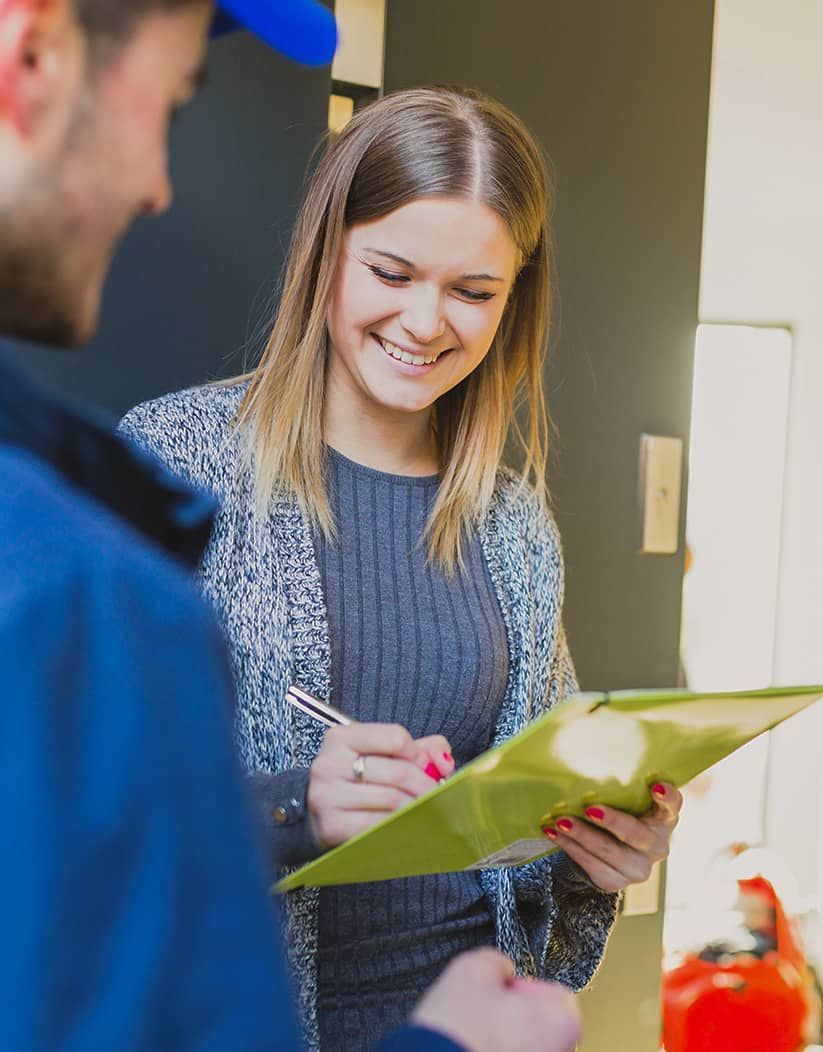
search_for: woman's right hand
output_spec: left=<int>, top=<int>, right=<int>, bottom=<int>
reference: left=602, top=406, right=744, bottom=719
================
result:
left=307, top=722, right=453, bottom=850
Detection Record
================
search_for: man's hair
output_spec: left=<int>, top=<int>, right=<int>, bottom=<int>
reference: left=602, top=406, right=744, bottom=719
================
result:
left=71, top=0, right=202, bottom=56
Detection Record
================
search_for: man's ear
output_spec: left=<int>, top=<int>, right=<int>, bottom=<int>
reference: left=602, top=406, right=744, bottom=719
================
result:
left=0, top=0, right=81, bottom=138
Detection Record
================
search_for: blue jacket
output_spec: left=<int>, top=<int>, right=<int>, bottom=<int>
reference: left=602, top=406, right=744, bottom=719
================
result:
left=0, top=348, right=457, bottom=1052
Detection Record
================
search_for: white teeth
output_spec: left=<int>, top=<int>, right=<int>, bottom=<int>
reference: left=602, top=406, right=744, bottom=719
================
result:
left=378, top=336, right=439, bottom=367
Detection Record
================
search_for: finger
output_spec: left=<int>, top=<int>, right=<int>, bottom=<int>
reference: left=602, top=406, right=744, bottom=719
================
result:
left=317, top=780, right=418, bottom=813
left=510, top=977, right=581, bottom=1017
left=414, top=734, right=455, bottom=777
left=509, top=977, right=547, bottom=995
left=520, top=982, right=582, bottom=1045
left=547, top=819, right=654, bottom=885
left=326, top=722, right=420, bottom=762
left=317, top=808, right=404, bottom=845
left=349, top=754, right=440, bottom=796
left=577, top=805, right=659, bottom=854
left=549, top=834, right=638, bottom=893
left=648, top=781, right=683, bottom=821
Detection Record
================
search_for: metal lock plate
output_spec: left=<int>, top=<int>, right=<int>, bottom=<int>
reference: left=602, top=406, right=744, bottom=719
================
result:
left=636, top=434, right=683, bottom=554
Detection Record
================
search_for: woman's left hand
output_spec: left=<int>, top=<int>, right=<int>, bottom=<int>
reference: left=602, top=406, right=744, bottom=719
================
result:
left=543, top=782, right=683, bottom=893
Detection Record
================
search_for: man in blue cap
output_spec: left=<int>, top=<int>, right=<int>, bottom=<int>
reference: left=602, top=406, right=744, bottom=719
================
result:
left=0, top=3, right=583, bottom=1050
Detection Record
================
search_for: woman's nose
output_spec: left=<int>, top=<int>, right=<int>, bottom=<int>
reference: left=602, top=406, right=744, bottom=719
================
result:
left=400, top=288, right=446, bottom=344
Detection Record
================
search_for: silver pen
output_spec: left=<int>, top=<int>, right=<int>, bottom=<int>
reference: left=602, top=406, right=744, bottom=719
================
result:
left=286, top=684, right=352, bottom=727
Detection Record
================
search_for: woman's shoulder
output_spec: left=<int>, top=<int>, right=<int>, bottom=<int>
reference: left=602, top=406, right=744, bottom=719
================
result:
left=119, top=380, right=249, bottom=490
left=491, top=467, right=561, bottom=545
left=120, top=379, right=247, bottom=441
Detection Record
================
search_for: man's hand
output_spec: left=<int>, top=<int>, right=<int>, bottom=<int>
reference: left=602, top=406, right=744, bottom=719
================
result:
left=411, top=948, right=582, bottom=1052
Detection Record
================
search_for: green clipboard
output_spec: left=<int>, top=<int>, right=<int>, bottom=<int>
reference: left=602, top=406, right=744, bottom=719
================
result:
left=276, top=685, right=823, bottom=891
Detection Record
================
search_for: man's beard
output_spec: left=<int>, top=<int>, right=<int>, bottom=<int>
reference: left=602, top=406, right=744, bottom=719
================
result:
left=0, top=237, right=87, bottom=348
left=0, top=90, right=108, bottom=350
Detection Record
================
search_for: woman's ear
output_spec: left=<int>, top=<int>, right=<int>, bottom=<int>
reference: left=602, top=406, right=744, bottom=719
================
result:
left=0, top=0, right=82, bottom=140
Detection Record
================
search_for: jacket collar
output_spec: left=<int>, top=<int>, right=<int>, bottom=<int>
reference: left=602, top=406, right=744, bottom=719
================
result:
left=0, top=347, right=214, bottom=569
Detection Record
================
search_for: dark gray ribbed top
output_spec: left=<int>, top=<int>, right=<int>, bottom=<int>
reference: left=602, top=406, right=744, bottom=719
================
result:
left=314, top=447, right=509, bottom=1051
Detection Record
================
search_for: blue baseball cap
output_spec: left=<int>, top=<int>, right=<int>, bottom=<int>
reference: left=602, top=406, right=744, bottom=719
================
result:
left=212, top=1, right=337, bottom=66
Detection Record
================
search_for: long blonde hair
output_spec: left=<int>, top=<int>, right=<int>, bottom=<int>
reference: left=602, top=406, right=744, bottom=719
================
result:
left=235, top=86, right=553, bottom=572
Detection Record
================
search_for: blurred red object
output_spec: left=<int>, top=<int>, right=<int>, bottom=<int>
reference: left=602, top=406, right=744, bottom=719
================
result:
left=662, top=876, right=810, bottom=1052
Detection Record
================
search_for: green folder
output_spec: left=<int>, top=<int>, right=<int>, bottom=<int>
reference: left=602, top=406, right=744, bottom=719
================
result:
left=277, top=685, right=823, bottom=891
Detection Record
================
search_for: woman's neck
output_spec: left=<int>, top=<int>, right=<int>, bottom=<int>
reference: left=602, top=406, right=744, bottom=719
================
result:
left=323, top=383, right=439, bottom=477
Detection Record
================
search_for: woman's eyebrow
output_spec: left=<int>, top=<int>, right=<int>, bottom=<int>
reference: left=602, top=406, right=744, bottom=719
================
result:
left=363, top=248, right=415, bottom=268
left=363, top=248, right=504, bottom=282
left=460, top=271, right=505, bottom=283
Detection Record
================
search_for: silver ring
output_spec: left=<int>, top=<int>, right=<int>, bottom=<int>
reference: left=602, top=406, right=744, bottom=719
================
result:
left=352, top=755, right=366, bottom=782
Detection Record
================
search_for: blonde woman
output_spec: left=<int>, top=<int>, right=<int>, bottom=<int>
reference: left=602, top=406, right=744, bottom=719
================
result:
left=121, top=87, right=681, bottom=1051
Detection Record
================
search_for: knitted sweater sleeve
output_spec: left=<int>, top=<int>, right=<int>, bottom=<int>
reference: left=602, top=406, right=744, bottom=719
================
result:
left=119, top=385, right=325, bottom=872
left=247, top=769, right=325, bottom=869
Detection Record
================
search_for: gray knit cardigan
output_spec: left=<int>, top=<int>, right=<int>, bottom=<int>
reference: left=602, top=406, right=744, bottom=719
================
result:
left=120, top=382, right=618, bottom=1050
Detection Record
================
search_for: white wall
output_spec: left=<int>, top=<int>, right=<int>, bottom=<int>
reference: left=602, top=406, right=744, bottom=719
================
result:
left=681, top=325, right=792, bottom=693
left=699, top=0, right=823, bottom=901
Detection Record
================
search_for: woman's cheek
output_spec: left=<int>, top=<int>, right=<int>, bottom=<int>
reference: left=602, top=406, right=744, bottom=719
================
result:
left=461, top=300, right=505, bottom=347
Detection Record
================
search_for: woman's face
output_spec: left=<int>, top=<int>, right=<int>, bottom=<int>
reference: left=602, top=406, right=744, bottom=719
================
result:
left=326, top=196, right=519, bottom=419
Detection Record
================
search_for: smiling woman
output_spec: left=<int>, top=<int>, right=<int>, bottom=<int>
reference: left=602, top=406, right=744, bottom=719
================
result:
left=120, top=86, right=681, bottom=1052
left=235, top=87, right=552, bottom=572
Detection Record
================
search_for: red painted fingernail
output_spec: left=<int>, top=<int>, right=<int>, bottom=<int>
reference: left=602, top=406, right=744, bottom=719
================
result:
left=443, top=752, right=454, bottom=765
left=557, top=818, right=574, bottom=833
left=585, top=807, right=605, bottom=821
left=542, top=826, right=558, bottom=839
left=652, top=783, right=667, bottom=798
left=424, top=762, right=441, bottom=781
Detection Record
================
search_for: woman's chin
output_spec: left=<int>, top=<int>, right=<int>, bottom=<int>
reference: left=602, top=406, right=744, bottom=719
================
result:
left=367, top=390, right=439, bottom=416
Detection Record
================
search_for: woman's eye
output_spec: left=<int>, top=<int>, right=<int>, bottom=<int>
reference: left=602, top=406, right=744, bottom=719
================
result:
left=368, top=265, right=410, bottom=284
left=456, top=288, right=495, bottom=303
left=365, top=264, right=493, bottom=302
